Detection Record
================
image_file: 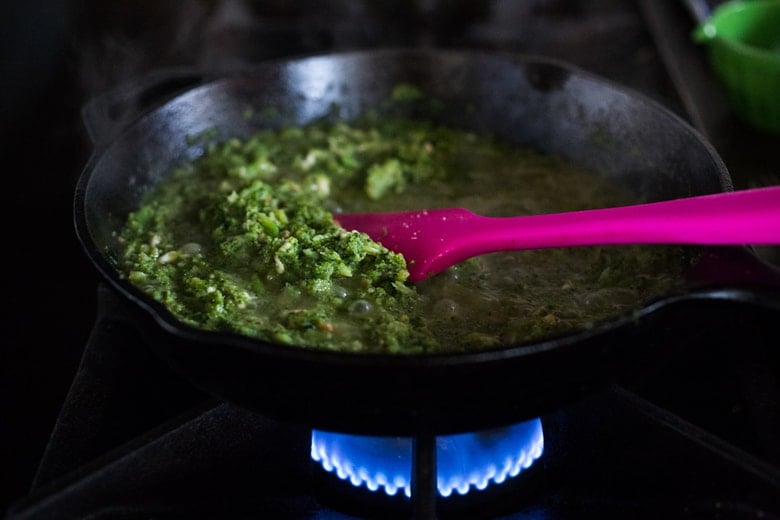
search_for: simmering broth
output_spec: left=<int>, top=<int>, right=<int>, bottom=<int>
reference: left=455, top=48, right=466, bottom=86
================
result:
left=118, top=115, right=688, bottom=354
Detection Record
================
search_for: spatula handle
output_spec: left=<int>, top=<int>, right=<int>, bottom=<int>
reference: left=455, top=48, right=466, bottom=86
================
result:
left=481, top=185, right=780, bottom=250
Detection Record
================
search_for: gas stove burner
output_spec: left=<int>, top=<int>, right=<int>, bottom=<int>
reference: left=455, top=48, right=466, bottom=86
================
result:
left=311, top=417, right=544, bottom=498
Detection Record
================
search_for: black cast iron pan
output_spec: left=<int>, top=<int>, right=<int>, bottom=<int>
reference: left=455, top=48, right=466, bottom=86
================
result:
left=74, top=49, right=780, bottom=436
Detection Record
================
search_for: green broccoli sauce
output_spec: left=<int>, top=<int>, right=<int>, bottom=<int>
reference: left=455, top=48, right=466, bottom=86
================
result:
left=119, top=116, right=688, bottom=354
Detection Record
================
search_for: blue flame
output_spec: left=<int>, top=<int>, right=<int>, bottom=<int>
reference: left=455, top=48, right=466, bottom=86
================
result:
left=311, top=418, right=543, bottom=498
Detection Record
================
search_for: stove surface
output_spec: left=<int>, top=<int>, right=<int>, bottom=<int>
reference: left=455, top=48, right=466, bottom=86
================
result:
left=5, top=288, right=779, bottom=519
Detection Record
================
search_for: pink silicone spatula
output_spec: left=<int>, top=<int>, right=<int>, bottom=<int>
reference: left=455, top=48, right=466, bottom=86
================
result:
left=334, top=185, right=780, bottom=282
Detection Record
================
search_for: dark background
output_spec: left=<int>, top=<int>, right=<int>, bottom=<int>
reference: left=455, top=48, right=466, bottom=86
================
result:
left=1, top=0, right=778, bottom=516
left=2, top=0, right=98, bottom=511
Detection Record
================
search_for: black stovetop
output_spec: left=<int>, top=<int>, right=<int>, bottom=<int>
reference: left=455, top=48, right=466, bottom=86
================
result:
left=3, top=0, right=779, bottom=518
left=5, top=285, right=780, bottom=519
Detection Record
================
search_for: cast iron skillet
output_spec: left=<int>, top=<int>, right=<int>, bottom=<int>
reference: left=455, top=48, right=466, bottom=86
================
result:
left=74, top=49, right=780, bottom=436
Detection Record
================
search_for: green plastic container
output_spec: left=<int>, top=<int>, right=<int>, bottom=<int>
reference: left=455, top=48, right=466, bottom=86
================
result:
left=694, top=0, right=780, bottom=135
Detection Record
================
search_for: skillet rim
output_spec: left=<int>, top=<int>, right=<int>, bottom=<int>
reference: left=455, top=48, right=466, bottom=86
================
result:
left=73, top=46, right=771, bottom=368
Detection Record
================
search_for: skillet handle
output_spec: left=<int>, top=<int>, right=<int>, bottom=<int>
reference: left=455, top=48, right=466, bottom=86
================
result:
left=686, top=246, right=780, bottom=311
left=80, top=67, right=206, bottom=149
